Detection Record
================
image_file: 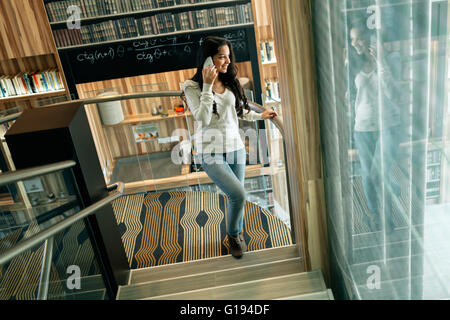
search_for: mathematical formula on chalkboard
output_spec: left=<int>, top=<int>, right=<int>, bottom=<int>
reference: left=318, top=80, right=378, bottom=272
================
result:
left=75, top=31, right=247, bottom=65
left=61, top=26, right=252, bottom=84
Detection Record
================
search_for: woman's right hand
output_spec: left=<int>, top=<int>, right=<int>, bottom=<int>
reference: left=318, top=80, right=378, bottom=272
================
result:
left=202, top=65, right=218, bottom=85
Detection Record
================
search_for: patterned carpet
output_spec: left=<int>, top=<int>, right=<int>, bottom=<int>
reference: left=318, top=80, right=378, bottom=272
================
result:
left=0, top=219, right=101, bottom=300
left=0, top=190, right=292, bottom=299
left=111, top=191, right=293, bottom=269
left=351, top=163, right=421, bottom=234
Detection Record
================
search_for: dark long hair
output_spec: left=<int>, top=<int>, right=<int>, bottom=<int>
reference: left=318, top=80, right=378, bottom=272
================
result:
left=189, top=36, right=250, bottom=118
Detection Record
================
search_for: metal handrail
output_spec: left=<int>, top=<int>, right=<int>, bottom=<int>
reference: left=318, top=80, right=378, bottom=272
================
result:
left=79, top=90, right=286, bottom=138
left=0, top=182, right=124, bottom=266
left=81, top=91, right=180, bottom=104
left=0, top=112, right=22, bottom=126
left=0, top=160, right=76, bottom=187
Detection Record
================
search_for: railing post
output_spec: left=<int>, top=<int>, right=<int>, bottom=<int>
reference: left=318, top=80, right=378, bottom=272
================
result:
left=37, top=236, right=53, bottom=300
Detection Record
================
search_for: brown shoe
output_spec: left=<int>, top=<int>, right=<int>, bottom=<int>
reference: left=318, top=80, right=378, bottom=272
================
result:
left=239, top=231, right=247, bottom=253
left=227, top=234, right=243, bottom=259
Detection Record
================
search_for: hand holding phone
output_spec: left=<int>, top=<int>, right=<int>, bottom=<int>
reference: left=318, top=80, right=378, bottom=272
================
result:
left=203, top=56, right=214, bottom=69
left=202, top=56, right=217, bottom=84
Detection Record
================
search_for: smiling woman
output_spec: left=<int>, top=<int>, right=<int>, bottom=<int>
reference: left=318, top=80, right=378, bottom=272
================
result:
left=182, top=36, right=277, bottom=259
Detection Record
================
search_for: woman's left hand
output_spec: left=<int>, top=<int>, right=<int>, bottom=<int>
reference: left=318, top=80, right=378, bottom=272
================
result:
left=261, top=109, right=278, bottom=119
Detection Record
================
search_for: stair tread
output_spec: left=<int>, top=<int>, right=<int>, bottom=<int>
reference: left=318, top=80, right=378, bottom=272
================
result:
left=118, top=257, right=303, bottom=300
left=129, top=244, right=299, bottom=285
left=141, top=270, right=326, bottom=300
left=276, top=290, right=331, bottom=300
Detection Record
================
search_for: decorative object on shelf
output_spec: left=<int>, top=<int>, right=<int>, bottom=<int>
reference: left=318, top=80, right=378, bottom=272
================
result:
left=132, top=122, right=160, bottom=143
left=96, top=91, right=124, bottom=125
left=152, top=102, right=159, bottom=115
left=266, top=81, right=271, bottom=98
left=159, top=105, right=168, bottom=117
left=264, top=79, right=280, bottom=101
left=174, top=101, right=185, bottom=114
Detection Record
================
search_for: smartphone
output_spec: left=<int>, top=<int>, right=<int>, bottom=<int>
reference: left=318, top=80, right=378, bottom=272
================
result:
left=203, top=56, right=214, bottom=69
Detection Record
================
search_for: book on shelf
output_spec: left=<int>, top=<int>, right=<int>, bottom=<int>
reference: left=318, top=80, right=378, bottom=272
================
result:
left=426, top=165, right=441, bottom=181
left=261, top=40, right=276, bottom=63
left=0, top=70, right=65, bottom=98
left=50, top=2, right=254, bottom=48
left=45, top=0, right=244, bottom=23
left=264, top=79, right=280, bottom=101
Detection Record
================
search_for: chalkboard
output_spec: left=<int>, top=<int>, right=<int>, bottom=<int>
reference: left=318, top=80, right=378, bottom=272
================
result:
left=60, top=26, right=253, bottom=85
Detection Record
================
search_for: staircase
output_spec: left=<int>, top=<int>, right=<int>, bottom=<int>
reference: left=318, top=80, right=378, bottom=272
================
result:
left=116, top=245, right=333, bottom=300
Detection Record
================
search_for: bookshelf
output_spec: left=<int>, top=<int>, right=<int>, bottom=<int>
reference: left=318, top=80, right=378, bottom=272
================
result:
left=0, top=0, right=70, bottom=206
left=0, top=1, right=70, bottom=111
left=426, top=141, right=445, bottom=204
left=46, top=0, right=254, bottom=49
left=251, top=0, right=289, bottom=222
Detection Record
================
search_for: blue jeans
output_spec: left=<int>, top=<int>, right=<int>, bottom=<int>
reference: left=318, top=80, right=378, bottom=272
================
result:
left=199, top=149, right=246, bottom=237
left=354, top=125, right=401, bottom=218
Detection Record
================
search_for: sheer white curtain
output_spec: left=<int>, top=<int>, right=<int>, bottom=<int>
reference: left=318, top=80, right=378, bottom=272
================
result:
left=312, top=0, right=450, bottom=299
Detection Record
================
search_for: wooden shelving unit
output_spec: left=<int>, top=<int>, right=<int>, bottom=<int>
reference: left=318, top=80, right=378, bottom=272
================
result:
left=56, top=23, right=254, bottom=50
left=0, top=89, right=67, bottom=103
left=250, top=0, right=289, bottom=219
left=0, top=1, right=69, bottom=110
left=47, top=0, right=251, bottom=26
left=103, top=110, right=192, bottom=127
left=0, top=0, right=71, bottom=208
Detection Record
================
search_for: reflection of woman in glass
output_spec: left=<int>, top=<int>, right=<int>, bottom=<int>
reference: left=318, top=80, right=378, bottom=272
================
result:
left=349, top=26, right=403, bottom=233
left=183, top=36, right=277, bottom=258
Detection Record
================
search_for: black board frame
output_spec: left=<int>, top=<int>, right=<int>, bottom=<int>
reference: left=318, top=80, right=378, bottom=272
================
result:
left=59, top=25, right=262, bottom=104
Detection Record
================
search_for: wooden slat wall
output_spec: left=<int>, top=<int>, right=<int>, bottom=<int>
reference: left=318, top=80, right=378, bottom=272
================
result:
left=253, top=0, right=274, bottom=38
left=0, top=54, right=56, bottom=75
left=253, top=0, right=279, bottom=88
left=0, top=0, right=55, bottom=60
left=270, top=0, right=330, bottom=285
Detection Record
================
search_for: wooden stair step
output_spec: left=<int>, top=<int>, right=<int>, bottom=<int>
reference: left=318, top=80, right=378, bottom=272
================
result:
left=141, top=270, right=326, bottom=300
left=128, top=244, right=299, bottom=285
left=276, top=289, right=333, bottom=300
left=117, top=257, right=303, bottom=300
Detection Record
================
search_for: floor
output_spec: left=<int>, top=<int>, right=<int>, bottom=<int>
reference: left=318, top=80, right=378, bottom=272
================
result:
left=111, top=152, right=182, bottom=183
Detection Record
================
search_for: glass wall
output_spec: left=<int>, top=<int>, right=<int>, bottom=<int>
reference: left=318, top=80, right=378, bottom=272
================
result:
left=312, top=0, right=450, bottom=299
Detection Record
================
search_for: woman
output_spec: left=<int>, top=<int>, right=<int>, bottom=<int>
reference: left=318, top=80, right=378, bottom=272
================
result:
left=349, top=27, right=403, bottom=233
left=183, top=36, right=277, bottom=258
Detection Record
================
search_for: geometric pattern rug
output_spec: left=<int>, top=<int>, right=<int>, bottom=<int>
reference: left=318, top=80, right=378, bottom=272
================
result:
left=111, top=191, right=293, bottom=269
left=0, top=219, right=101, bottom=300
left=351, top=164, right=422, bottom=234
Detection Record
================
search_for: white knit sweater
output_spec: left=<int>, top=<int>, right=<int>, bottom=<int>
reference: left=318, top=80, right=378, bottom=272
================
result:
left=183, top=80, right=263, bottom=154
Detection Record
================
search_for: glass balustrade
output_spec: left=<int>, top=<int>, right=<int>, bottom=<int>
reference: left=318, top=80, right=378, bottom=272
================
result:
left=0, top=167, right=109, bottom=300
left=80, top=85, right=294, bottom=247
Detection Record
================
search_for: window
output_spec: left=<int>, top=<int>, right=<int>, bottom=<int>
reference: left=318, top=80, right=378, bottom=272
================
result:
left=313, top=0, right=450, bottom=299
